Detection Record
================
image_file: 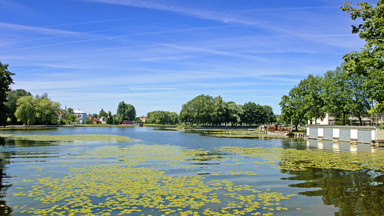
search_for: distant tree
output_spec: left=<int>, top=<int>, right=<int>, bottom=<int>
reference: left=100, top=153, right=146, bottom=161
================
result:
left=179, top=94, right=214, bottom=125
left=5, top=89, right=31, bottom=124
left=61, top=107, right=77, bottom=124
left=106, top=111, right=114, bottom=124
left=99, top=108, right=108, bottom=118
left=15, top=96, right=36, bottom=126
left=227, top=102, right=243, bottom=126
left=241, top=102, right=273, bottom=126
left=279, top=90, right=307, bottom=131
left=147, top=111, right=179, bottom=125
left=116, top=101, right=136, bottom=122
left=0, top=61, right=15, bottom=126
left=263, top=105, right=276, bottom=124
left=211, top=96, right=228, bottom=126
left=36, top=98, right=60, bottom=125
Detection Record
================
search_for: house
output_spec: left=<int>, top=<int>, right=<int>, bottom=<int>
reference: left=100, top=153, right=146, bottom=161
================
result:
left=100, top=116, right=107, bottom=124
left=74, top=109, right=87, bottom=124
left=91, top=117, right=100, bottom=124
left=308, top=113, right=384, bottom=126
left=139, top=116, right=147, bottom=123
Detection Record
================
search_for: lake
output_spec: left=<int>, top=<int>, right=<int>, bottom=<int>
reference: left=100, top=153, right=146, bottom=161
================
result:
left=0, top=126, right=383, bottom=216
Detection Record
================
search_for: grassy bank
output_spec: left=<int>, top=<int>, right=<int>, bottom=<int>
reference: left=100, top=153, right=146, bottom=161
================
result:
left=152, top=126, right=292, bottom=139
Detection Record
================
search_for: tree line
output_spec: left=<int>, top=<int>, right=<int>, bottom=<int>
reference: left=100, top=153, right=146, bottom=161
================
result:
left=0, top=61, right=137, bottom=126
left=178, top=94, right=275, bottom=126
left=280, top=1, right=384, bottom=130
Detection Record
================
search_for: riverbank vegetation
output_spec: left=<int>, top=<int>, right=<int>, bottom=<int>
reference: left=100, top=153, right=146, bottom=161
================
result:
left=179, top=95, right=275, bottom=126
left=280, top=1, right=384, bottom=129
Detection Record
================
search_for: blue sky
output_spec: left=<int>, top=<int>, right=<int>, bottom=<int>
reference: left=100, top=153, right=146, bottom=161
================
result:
left=0, top=0, right=375, bottom=116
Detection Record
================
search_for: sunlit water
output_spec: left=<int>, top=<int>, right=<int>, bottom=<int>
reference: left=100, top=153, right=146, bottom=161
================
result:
left=0, top=127, right=383, bottom=216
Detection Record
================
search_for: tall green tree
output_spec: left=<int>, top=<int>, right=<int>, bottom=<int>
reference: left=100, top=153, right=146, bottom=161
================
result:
left=147, top=111, right=178, bottom=125
left=36, top=98, right=60, bottom=125
left=99, top=108, right=108, bottom=118
left=5, top=89, right=31, bottom=124
left=0, top=61, right=15, bottom=126
left=211, top=96, right=228, bottom=126
left=341, top=0, right=384, bottom=103
left=60, top=107, right=77, bottom=124
left=15, top=96, right=36, bottom=126
left=321, top=66, right=371, bottom=125
left=279, top=89, right=307, bottom=131
left=227, top=102, right=243, bottom=126
left=116, top=101, right=136, bottom=122
left=302, top=75, right=325, bottom=123
left=179, top=94, right=214, bottom=125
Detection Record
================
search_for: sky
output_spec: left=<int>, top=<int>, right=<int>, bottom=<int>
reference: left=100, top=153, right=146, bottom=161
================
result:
left=0, top=0, right=377, bottom=116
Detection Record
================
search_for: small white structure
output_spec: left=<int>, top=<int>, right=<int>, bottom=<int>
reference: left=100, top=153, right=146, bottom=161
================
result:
left=100, top=116, right=107, bottom=124
left=74, top=109, right=87, bottom=124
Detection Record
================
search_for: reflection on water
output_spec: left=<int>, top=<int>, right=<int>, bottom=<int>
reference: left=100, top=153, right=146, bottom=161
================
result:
left=0, top=138, right=12, bottom=215
left=0, top=127, right=384, bottom=215
left=282, top=168, right=384, bottom=216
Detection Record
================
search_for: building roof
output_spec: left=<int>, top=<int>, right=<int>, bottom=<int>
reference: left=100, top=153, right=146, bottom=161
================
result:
left=74, top=109, right=86, bottom=114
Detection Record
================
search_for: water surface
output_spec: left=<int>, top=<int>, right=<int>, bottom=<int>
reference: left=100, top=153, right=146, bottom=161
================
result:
left=0, top=127, right=383, bottom=215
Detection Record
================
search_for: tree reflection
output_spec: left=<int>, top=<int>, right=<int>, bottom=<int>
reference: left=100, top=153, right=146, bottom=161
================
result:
left=281, top=167, right=384, bottom=216
left=0, top=137, right=12, bottom=215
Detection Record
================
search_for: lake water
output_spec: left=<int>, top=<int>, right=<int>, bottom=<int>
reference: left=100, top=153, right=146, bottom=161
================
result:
left=0, top=127, right=383, bottom=216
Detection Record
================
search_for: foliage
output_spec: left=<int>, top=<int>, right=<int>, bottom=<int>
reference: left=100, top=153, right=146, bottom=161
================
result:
left=179, top=94, right=214, bottom=125
left=60, top=107, right=77, bottom=124
left=180, top=95, right=275, bottom=126
left=321, top=66, right=372, bottom=125
left=14, top=96, right=36, bottom=125
left=36, top=98, right=60, bottom=125
left=116, top=101, right=136, bottom=123
left=147, top=110, right=179, bottom=125
left=98, top=108, right=108, bottom=118
left=15, top=95, right=60, bottom=125
left=279, top=75, right=323, bottom=130
left=0, top=61, right=15, bottom=126
left=341, top=1, right=384, bottom=103
left=226, top=101, right=243, bottom=126
left=106, top=111, right=115, bottom=124
left=5, top=89, right=31, bottom=124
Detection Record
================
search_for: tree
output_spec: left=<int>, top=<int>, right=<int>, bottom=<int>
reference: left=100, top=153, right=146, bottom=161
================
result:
left=302, top=75, right=324, bottom=123
left=61, top=107, right=77, bottom=124
left=106, top=111, right=114, bottom=124
left=35, top=98, right=60, bottom=125
left=5, top=89, right=31, bottom=124
left=147, top=111, right=179, bottom=125
left=99, top=108, right=108, bottom=118
left=321, top=66, right=371, bottom=125
left=116, top=101, right=136, bottom=122
left=341, top=1, right=384, bottom=103
left=263, top=105, right=276, bottom=124
left=179, top=94, right=214, bottom=125
left=0, top=61, right=15, bottom=126
left=227, top=102, right=243, bottom=126
left=279, top=90, right=307, bottom=131
left=14, top=96, right=36, bottom=125
left=211, top=96, right=228, bottom=126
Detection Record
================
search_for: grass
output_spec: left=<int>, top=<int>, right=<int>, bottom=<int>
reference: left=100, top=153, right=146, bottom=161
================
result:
left=0, top=134, right=135, bottom=143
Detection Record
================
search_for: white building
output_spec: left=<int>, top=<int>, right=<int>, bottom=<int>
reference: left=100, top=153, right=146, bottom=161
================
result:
left=74, top=109, right=87, bottom=124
